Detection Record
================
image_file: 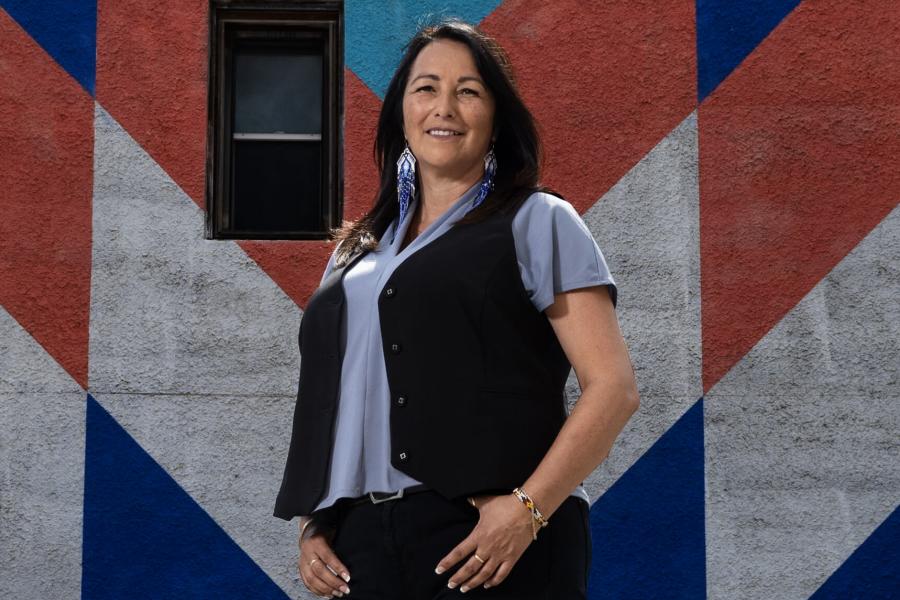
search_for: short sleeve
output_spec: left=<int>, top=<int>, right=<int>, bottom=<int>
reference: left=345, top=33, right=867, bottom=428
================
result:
left=512, top=192, right=618, bottom=312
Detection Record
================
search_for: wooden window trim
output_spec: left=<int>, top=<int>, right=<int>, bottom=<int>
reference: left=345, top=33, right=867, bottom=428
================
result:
left=207, top=1, right=343, bottom=240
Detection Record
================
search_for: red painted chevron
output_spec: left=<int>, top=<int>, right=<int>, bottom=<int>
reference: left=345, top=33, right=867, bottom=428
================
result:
left=480, top=0, right=697, bottom=214
left=0, top=10, right=94, bottom=388
left=232, top=239, right=333, bottom=308
left=698, top=0, right=900, bottom=391
left=95, top=0, right=207, bottom=207
left=344, top=67, right=383, bottom=223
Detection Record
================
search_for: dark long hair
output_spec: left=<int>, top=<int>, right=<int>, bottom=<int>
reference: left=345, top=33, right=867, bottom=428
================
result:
left=330, top=18, right=557, bottom=267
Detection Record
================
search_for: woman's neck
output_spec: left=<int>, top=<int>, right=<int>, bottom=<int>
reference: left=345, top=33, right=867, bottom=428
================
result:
left=398, top=166, right=481, bottom=253
left=415, top=162, right=483, bottom=224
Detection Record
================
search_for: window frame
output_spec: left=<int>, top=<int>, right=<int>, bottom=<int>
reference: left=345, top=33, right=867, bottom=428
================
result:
left=207, top=0, right=343, bottom=240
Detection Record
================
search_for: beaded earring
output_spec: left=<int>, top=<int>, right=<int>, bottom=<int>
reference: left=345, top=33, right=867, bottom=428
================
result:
left=470, top=144, right=497, bottom=210
left=396, top=142, right=417, bottom=229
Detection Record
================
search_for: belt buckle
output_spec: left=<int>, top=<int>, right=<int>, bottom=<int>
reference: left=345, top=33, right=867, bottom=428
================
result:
left=369, top=488, right=405, bottom=504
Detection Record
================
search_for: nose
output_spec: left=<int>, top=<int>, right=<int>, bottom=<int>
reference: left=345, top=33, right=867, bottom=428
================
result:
left=433, top=88, right=456, bottom=118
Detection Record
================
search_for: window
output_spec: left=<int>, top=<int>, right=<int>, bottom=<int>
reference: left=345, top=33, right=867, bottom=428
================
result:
left=208, top=1, right=343, bottom=239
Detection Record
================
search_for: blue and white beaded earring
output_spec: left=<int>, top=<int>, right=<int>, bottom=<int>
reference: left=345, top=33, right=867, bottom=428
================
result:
left=470, top=144, right=497, bottom=210
left=396, top=141, right=417, bottom=229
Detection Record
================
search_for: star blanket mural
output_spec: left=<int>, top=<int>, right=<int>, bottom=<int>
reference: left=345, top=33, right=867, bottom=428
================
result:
left=1, top=1, right=897, bottom=598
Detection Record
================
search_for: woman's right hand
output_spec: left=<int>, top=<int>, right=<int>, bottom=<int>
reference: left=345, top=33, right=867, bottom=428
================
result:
left=298, top=517, right=352, bottom=598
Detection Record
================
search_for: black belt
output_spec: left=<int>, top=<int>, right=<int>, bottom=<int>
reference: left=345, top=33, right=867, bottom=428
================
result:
left=346, top=483, right=431, bottom=507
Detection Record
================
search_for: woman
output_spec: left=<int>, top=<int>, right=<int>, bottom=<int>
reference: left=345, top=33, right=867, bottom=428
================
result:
left=274, top=18, right=639, bottom=599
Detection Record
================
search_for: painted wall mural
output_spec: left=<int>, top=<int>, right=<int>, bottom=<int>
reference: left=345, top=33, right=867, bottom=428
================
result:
left=1, top=0, right=897, bottom=598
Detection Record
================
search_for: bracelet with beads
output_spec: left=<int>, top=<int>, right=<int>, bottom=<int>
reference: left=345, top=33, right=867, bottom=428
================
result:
left=512, top=487, right=549, bottom=540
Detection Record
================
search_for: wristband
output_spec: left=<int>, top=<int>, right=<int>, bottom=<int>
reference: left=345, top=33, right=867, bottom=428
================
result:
left=512, top=487, right=549, bottom=540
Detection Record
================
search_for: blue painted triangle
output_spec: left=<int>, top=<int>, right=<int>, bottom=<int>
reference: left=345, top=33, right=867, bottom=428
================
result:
left=82, top=394, right=289, bottom=599
left=587, top=398, right=706, bottom=599
left=696, top=0, right=802, bottom=102
left=808, top=504, right=900, bottom=599
left=347, top=0, right=502, bottom=99
left=1, top=0, right=97, bottom=96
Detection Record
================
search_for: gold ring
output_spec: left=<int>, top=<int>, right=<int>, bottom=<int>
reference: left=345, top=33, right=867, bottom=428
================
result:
left=474, top=553, right=486, bottom=564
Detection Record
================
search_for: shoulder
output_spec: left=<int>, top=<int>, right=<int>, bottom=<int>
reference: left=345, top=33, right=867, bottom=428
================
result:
left=319, top=243, right=342, bottom=286
left=508, top=190, right=617, bottom=312
left=511, top=190, right=593, bottom=245
left=513, top=190, right=578, bottom=221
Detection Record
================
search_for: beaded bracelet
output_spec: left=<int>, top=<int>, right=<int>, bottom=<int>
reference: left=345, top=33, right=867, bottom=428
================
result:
left=512, top=487, right=549, bottom=540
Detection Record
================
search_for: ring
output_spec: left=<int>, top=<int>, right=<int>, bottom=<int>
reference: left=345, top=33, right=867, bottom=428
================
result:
left=474, top=554, right=486, bottom=564
left=309, top=558, right=319, bottom=567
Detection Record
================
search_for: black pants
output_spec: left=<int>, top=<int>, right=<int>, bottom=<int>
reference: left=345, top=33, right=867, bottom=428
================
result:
left=327, top=489, right=591, bottom=599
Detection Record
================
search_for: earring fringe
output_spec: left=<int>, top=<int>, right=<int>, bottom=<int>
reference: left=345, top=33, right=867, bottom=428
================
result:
left=471, top=146, right=497, bottom=210
left=393, top=143, right=417, bottom=244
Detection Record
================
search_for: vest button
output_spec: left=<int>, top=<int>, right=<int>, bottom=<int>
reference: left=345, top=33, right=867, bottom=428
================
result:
left=385, top=285, right=395, bottom=297
left=396, top=395, right=407, bottom=406
left=399, top=451, right=408, bottom=461
left=390, top=343, right=402, bottom=354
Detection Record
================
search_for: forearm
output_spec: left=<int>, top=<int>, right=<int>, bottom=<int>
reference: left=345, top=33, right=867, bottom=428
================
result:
left=521, top=381, right=639, bottom=520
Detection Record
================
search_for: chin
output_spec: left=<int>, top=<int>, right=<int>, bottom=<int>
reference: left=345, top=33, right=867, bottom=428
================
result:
left=427, top=147, right=488, bottom=171
left=419, top=155, right=466, bottom=173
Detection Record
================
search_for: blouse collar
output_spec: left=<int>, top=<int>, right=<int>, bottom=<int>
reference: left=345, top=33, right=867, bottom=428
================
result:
left=384, top=179, right=482, bottom=250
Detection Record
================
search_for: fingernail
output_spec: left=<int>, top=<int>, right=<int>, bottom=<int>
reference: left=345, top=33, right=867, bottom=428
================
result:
left=461, top=585, right=470, bottom=593
left=447, top=580, right=457, bottom=589
left=435, top=566, right=445, bottom=575
left=484, top=583, right=491, bottom=589
left=342, top=572, right=351, bottom=582
left=341, top=585, right=350, bottom=593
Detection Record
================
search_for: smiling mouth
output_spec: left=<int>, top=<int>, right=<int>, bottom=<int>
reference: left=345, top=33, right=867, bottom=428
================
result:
left=427, top=129, right=464, bottom=137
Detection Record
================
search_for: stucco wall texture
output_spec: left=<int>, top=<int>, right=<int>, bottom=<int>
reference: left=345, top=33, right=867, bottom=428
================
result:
left=1, top=0, right=897, bottom=598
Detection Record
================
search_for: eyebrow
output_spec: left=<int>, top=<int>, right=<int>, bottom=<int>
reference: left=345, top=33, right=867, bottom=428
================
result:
left=410, top=74, right=485, bottom=85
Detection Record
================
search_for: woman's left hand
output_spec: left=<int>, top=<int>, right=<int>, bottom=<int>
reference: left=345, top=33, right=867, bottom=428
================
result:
left=435, top=493, right=536, bottom=592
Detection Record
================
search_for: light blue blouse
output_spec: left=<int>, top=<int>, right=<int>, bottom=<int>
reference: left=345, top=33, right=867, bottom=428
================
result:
left=311, top=181, right=617, bottom=514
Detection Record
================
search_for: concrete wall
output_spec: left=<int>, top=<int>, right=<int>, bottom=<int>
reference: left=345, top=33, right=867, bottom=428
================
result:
left=1, top=1, right=897, bottom=598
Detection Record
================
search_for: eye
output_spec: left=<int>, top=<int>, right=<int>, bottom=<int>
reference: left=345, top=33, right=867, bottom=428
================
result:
left=414, top=84, right=435, bottom=92
left=459, top=87, right=480, bottom=96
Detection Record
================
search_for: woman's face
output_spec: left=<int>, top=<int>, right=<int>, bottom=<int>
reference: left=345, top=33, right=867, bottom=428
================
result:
left=402, top=38, right=496, bottom=182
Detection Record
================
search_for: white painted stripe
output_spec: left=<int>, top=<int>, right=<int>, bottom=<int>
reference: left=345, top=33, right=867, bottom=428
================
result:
left=0, top=306, right=84, bottom=600
left=705, top=202, right=900, bottom=599
left=90, top=103, right=304, bottom=596
left=575, top=110, right=702, bottom=503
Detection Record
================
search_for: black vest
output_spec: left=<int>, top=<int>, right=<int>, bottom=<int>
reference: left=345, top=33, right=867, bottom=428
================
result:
left=273, top=204, right=572, bottom=520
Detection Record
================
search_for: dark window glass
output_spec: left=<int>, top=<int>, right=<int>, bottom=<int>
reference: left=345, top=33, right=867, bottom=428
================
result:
left=234, top=51, right=322, bottom=134
left=232, top=140, right=321, bottom=231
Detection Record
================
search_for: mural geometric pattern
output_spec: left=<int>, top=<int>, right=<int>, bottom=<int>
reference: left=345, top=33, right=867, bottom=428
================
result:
left=83, top=394, right=290, bottom=600
left=1, top=1, right=897, bottom=598
left=808, top=505, right=900, bottom=599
